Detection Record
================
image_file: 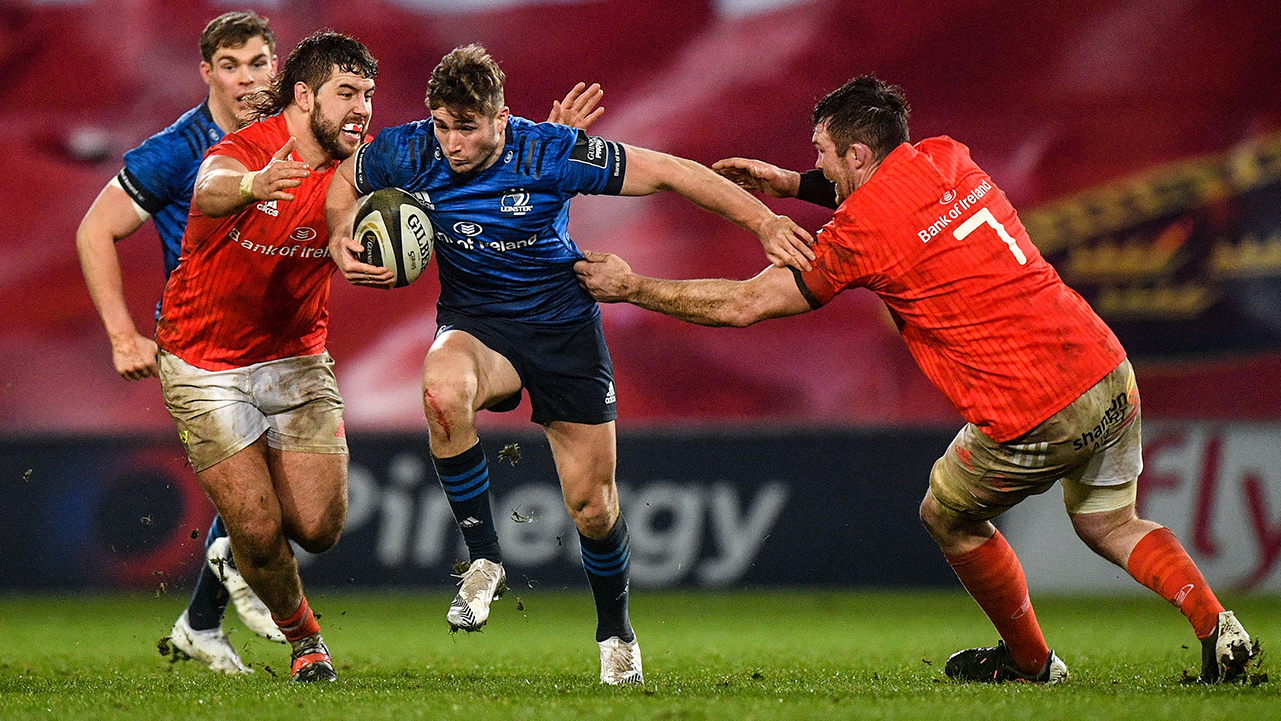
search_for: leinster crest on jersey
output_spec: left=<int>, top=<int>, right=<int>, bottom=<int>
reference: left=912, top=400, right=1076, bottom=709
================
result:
left=501, top=190, right=533, bottom=216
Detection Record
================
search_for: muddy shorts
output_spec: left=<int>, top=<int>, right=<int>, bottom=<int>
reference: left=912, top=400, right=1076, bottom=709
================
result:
left=928, top=360, right=1142, bottom=520
left=159, top=350, right=347, bottom=473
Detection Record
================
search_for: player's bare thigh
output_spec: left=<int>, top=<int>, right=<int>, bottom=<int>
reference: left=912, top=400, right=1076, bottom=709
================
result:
left=268, top=446, right=349, bottom=553
left=422, top=329, right=522, bottom=453
left=545, top=420, right=619, bottom=539
left=195, top=435, right=282, bottom=554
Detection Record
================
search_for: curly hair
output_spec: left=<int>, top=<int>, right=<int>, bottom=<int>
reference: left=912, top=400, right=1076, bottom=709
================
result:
left=812, top=75, right=910, bottom=162
left=244, top=31, right=377, bottom=122
left=426, top=44, right=505, bottom=117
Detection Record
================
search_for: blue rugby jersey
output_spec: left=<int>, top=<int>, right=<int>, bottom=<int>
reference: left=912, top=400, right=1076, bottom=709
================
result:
left=352, top=116, right=626, bottom=327
left=116, top=100, right=224, bottom=277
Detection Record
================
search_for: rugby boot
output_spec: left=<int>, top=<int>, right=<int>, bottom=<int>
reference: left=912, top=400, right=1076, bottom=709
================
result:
left=945, top=640, right=1068, bottom=684
left=168, top=610, right=252, bottom=675
left=599, top=635, right=644, bottom=685
left=447, top=558, right=506, bottom=632
left=206, top=536, right=286, bottom=642
left=1199, top=610, right=1255, bottom=683
left=290, top=632, right=337, bottom=683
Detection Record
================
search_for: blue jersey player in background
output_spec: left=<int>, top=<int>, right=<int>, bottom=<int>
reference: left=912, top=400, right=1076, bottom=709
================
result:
left=74, top=11, right=284, bottom=674
left=326, top=43, right=815, bottom=685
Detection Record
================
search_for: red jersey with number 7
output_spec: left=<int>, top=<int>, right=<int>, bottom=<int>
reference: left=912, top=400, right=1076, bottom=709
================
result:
left=156, top=114, right=337, bottom=371
left=798, top=136, right=1125, bottom=442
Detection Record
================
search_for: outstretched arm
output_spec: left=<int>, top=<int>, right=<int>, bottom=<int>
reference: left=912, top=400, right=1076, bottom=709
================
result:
left=193, top=137, right=310, bottom=218
left=711, top=157, right=801, bottom=198
left=573, top=249, right=814, bottom=327
left=713, top=158, right=839, bottom=209
left=325, top=154, right=396, bottom=288
left=620, top=145, right=816, bottom=271
left=75, top=181, right=157, bottom=380
left=547, top=82, right=605, bottom=130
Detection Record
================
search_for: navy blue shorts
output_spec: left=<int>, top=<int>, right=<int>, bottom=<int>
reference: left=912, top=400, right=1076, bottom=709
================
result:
left=435, top=310, right=617, bottom=426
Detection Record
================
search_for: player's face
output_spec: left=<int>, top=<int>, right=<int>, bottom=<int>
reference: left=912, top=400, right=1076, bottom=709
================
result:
left=201, top=36, right=276, bottom=124
left=310, top=71, right=376, bottom=162
left=812, top=122, right=857, bottom=203
left=430, top=105, right=510, bottom=174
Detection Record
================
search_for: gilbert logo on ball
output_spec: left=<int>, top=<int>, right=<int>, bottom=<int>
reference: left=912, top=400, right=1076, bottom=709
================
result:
left=354, top=188, right=434, bottom=288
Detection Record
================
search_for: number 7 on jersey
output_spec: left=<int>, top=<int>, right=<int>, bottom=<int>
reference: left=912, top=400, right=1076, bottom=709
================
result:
left=953, top=207, right=1027, bottom=265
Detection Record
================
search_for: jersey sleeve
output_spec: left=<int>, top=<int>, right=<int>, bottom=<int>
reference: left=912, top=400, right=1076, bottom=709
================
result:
left=119, top=134, right=192, bottom=215
left=209, top=130, right=270, bottom=173
left=352, top=123, right=423, bottom=195
left=554, top=128, right=627, bottom=196
left=798, top=215, right=872, bottom=305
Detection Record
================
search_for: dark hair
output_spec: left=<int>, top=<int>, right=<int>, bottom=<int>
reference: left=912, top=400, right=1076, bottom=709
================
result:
left=426, top=44, right=505, bottom=117
left=811, top=75, right=910, bottom=161
left=199, top=10, right=275, bottom=63
left=244, top=31, right=377, bottom=122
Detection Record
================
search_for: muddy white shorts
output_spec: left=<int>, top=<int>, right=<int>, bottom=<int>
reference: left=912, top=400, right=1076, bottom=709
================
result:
left=928, top=360, right=1142, bottom=520
left=159, top=350, right=347, bottom=473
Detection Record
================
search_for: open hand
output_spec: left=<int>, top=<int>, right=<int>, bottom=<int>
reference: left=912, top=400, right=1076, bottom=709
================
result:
left=249, top=137, right=311, bottom=202
left=548, top=82, right=605, bottom=130
left=712, top=157, right=801, bottom=199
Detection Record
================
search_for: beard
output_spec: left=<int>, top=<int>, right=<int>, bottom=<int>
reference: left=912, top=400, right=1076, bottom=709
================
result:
left=310, top=99, right=355, bottom=161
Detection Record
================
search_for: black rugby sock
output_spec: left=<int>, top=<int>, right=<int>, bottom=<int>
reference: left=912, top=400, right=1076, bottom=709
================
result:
left=580, top=515, right=634, bottom=643
left=433, top=442, right=503, bottom=564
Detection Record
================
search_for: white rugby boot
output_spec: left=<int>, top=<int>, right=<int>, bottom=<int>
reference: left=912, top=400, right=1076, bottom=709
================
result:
left=168, top=610, right=252, bottom=675
left=598, top=635, right=644, bottom=685
left=206, top=536, right=286, bottom=642
left=446, top=558, right=506, bottom=632
left=1200, top=610, right=1256, bottom=683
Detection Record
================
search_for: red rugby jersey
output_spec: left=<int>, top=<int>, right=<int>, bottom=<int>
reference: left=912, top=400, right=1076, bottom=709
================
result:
left=157, top=114, right=337, bottom=371
left=800, top=137, right=1125, bottom=442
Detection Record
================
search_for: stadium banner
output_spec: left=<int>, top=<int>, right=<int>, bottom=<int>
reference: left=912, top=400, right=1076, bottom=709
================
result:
left=1006, top=421, right=1281, bottom=592
left=1026, top=132, right=1281, bottom=359
left=8, top=423, right=1280, bottom=594
left=0, top=429, right=958, bottom=592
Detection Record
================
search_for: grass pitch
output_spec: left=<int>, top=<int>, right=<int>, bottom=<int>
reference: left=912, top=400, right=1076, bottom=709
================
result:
left=0, top=589, right=1275, bottom=720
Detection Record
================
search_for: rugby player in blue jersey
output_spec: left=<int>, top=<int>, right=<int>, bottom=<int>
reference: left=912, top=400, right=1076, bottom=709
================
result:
left=325, top=43, right=815, bottom=685
left=75, top=11, right=285, bottom=674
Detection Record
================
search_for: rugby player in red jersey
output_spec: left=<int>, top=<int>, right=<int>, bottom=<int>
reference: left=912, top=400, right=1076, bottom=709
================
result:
left=156, top=28, right=609, bottom=681
left=575, top=75, right=1256, bottom=685
left=75, top=10, right=286, bottom=674
left=156, top=31, right=378, bottom=683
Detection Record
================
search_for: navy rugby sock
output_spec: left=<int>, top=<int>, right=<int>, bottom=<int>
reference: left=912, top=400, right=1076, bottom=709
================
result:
left=580, top=515, right=634, bottom=643
left=186, top=517, right=231, bottom=631
left=433, top=442, right=503, bottom=564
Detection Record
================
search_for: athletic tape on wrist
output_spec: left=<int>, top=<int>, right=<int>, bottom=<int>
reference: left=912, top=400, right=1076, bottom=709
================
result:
left=239, top=171, right=259, bottom=201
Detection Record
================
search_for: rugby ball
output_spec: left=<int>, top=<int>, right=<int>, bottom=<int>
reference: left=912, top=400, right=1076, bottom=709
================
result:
left=353, top=188, right=433, bottom=288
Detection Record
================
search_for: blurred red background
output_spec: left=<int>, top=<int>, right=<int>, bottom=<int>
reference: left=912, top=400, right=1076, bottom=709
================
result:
left=3, top=0, right=1279, bottom=435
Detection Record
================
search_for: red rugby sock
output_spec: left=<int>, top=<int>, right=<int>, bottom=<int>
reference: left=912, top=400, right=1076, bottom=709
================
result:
left=1126, top=527, right=1223, bottom=639
left=273, top=596, right=322, bottom=642
left=945, top=529, right=1049, bottom=675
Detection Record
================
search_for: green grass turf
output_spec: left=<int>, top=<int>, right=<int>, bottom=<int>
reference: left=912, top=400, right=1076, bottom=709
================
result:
left=0, top=589, right=1275, bottom=720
